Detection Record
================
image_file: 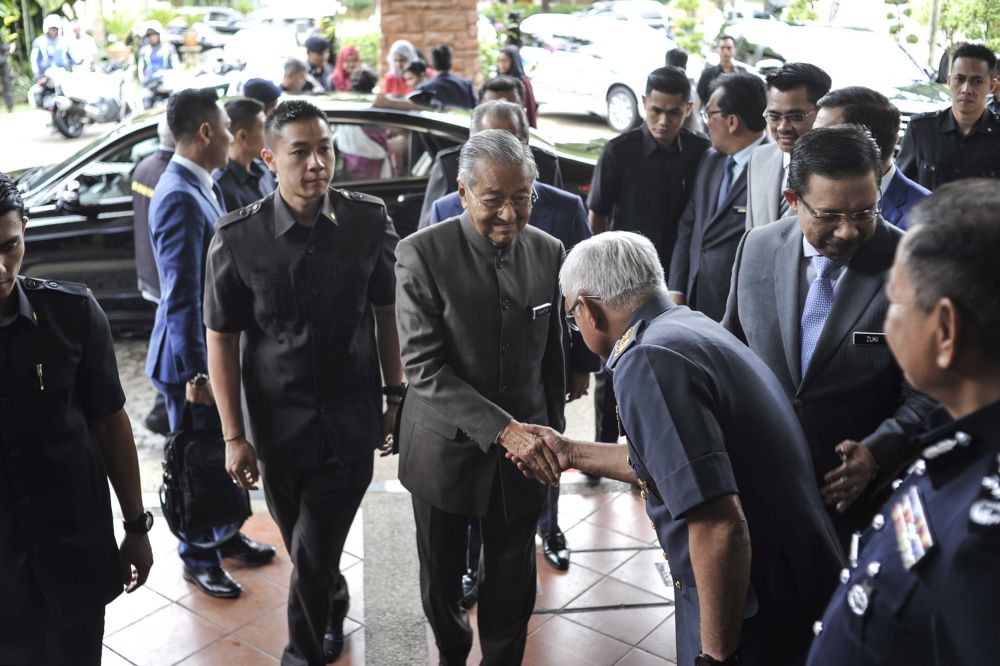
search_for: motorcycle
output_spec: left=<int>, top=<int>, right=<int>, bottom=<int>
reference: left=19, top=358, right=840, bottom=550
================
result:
left=32, top=62, right=130, bottom=138
left=27, top=65, right=64, bottom=114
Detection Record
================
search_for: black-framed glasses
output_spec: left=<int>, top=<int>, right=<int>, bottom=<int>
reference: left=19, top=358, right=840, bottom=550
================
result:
left=795, top=193, right=881, bottom=225
left=763, top=108, right=816, bottom=125
left=565, top=295, right=602, bottom=331
left=700, top=108, right=725, bottom=123
left=467, top=188, right=538, bottom=212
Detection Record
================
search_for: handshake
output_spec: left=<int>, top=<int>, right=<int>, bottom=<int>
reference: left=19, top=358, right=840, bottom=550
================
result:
left=497, top=420, right=570, bottom=486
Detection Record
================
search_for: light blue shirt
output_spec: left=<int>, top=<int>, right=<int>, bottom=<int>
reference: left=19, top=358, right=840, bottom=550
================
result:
left=730, top=133, right=767, bottom=182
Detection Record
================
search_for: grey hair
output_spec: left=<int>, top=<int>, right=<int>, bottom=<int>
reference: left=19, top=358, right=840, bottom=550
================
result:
left=457, top=128, right=538, bottom=189
left=284, top=58, right=307, bottom=75
left=470, top=100, right=530, bottom=143
left=560, top=232, right=667, bottom=311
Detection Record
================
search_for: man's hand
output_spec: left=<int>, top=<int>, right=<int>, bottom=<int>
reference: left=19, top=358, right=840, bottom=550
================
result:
left=821, top=440, right=877, bottom=512
left=506, top=425, right=572, bottom=480
left=226, top=437, right=260, bottom=490
left=119, top=533, right=153, bottom=593
left=380, top=402, right=400, bottom=457
left=498, top=420, right=562, bottom=486
left=185, top=380, right=215, bottom=406
left=567, top=372, right=590, bottom=402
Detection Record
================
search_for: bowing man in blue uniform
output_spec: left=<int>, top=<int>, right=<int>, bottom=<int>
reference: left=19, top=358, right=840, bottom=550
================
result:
left=512, top=231, right=844, bottom=665
left=808, top=179, right=1000, bottom=665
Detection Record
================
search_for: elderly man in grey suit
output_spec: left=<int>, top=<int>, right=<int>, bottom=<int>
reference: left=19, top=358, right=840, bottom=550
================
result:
left=744, top=63, right=831, bottom=230
left=724, top=125, right=936, bottom=543
left=395, top=129, right=566, bottom=666
left=670, top=71, right=767, bottom=321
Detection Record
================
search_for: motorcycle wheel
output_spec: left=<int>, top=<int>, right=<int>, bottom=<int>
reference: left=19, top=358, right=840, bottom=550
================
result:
left=52, top=108, right=84, bottom=138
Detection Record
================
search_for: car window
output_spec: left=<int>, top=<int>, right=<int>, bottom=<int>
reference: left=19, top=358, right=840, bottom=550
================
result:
left=76, top=135, right=159, bottom=206
left=331, top=123, right=432, bottom=183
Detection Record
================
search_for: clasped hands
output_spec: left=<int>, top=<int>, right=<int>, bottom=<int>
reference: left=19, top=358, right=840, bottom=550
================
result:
left=498, top=421, right=568, bottom=487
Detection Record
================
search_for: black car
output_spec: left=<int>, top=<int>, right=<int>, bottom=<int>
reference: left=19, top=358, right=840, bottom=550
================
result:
left=14, top=98, right=598, bottom=332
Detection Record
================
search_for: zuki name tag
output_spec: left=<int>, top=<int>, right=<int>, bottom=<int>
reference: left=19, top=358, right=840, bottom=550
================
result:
left=531, top=304, right=552, bottom=319
left=853, top=332, right=887, bottom=346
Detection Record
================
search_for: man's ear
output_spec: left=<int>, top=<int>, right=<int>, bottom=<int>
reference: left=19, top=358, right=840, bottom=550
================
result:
left=457, top=179, right=470, bottom=210
left=935, top=297, right=958, bottom=370
left=199, top=121, right=212, bottom=145
left=783, top=188, right=799, bottom=210
left=580, top=298, right=605, bottom=333
left=261, top=147, right=276, bottom=173
left=20, top=216, right=28, bottom=233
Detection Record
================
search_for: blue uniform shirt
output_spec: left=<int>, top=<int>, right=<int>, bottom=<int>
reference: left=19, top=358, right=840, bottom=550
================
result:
left=808, top=400, right=1000, bottom=665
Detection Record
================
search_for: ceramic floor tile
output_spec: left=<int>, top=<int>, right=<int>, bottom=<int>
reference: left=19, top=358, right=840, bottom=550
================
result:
left=241, top=511, right=286, bottom=548
left=558, top=492, right=620, bottom=521
left=588, top=492, right=658, bottom=542
left=564, top=520, right=651, bottom=551
left=332, top=628, right=366, bottom=666
left=527, top=611, right=553, bottom=636
left=572, top=548, right=643, bottom=576
left=103, top=585, right=171, bottom=636
left=342, top=559, right=365, bottom=622
left=178, top=570, right=288, bottom=632
left=100, top=647, right=135, bottom=665
left=143, top=549, right=205, bottom=601
left=637, top=613, right=678, bottom=662
left=175, top=637, right=279, bottom=665
left=566, top=575, right=672, bottom=609
left=243, top=552, right=293, bottom=589
left=616, top=647, right=674, bottom=665
left=608, top=548, right=676, bottom=601
left=344, top=513, right=364, bottom=559
left=103, top=602, right=227, bottom=666
left=534, top=552, right=603, bottom=611
left=564, top=603, right=672, bottom=646
left=235, top=604, right=288, bottom=658
left=522, top=616, right=631, bottom=666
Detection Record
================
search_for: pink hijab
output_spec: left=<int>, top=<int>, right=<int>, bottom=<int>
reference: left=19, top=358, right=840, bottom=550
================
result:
left=331, top=45, right=360, bottom=92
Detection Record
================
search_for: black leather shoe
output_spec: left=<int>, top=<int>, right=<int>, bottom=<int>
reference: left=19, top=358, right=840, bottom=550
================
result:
left=542, top=530, right=570, bottom=571
left=219, top=532, right=276, bottom=565
left=143, top=394, right=170, bottom=436
left=323, top=602, right=349, bottom=663
left=459, top=570, right=478, bottom=610
left=183, top=565, right=243, bottom=599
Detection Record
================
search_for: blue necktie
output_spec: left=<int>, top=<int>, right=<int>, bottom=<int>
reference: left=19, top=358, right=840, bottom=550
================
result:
left=800, top=255, right=838, bottom=378
left=212, top=183, right=227, bottom=216
left=716, top=157, right=736, bottom=215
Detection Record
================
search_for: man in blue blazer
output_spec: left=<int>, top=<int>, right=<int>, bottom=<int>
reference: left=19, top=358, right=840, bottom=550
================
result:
left=814, top=86, right=930, bottom=229
left=417, top=45, right=477, bottom=110
left=146, top=88, right=274, bottom=599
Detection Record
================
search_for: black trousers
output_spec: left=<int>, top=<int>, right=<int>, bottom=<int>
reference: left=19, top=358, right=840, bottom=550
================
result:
left=1, top=607, right=104, bottom=666
left=413, top=476, right=540, bottom=666
left=260, top=455, right=373, bottom=666
left=594, top=369, right=619, bottom=443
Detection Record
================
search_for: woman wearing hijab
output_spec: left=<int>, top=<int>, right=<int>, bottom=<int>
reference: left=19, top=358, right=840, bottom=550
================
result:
left=331, top=45, right=360, bottom=92
left=383, top=39, right=420, bottom=95
left=497, top=45, right=538, bottom=127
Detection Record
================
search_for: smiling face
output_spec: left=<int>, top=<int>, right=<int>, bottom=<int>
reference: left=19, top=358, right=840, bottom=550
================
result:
left=457, top=160, right=533, bottom=247
left=0, top=210, right=27, bottom=310
left=642, top=90, right=690, bottom=148
left=263, top=117, right=334, bottom=204
left=766, top=85, right=817, bottom=153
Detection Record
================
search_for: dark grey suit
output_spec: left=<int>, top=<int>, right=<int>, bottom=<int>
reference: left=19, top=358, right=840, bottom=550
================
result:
left=669, top=143, right=760, bottom=320
left=744, top=142, right=786, bottom=230
left=395, top=213, right=566, bottom=664
left=723, top=217, right=936, bottom=539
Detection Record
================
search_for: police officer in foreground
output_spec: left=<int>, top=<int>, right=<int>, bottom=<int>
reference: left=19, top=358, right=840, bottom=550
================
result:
left=0, top=172, right=154, bottom=665
left=898, top=42, right=1000, bottom=190
left=513, top=231, right=843, bottom=665
left=808, top=179, right=1000, bottom=664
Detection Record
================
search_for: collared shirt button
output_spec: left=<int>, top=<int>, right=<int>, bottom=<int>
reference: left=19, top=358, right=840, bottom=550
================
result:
left=497, top=259, right=506, bottom=269
left=674, top=579, right=682, bottom=590
left=307, top=245, right=316, bottom=255
left=500, top=385, right=508, bottom=393
left=502, top=298, right=512, bottom=310
left=501, top=343, right=512, bottom=354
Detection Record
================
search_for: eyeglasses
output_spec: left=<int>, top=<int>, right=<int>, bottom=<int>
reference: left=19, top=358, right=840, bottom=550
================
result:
left=565, top=295, right=602, bottom=331
left=467, top=188, right=538, bottom=212
left=700, top=108, right=725, bottom=123
left=763, top=108, right=817, bottom=125
left=795, top=193, right=881, bottom=225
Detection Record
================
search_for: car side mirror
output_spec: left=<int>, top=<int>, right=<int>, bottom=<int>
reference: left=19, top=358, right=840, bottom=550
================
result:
left=58, top=180, right=80, bottom=208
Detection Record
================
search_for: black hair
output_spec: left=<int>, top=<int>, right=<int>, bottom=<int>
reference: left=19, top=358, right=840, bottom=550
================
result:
left=787, top=124, right=881, bottom=194
left=404, top=61, right=427, bottom=78
left=817, top=87, right=900, bottom=162
left=166, top=87, right=221, bottom=143
left=224, top=97, right=265, bottom=134
left=349, top=65, right=378, bottom=93
left=264, top=100, right=327, bottom=147
left=499, top=45, right=526, bottom=79
left=711, top=71, right=767, bottom=132
left=478, top=75, right=525, bottom=105
left=951, top=42, right=998, bottom=75
left=903, top=179, right=1000, bottom=362
left=665, top=47, right=688, bottom=69
left=0, top=172, right=24, bottom=218
left=766, top=62, right=832, bottom=104
left=431, top=44, right=453, bottom=72
left=716, top=34, right=736, bottom=46
left=646, top=66, right=691, bottom=100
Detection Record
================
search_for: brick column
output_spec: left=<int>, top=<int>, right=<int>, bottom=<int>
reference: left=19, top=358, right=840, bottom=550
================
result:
left=379, top=0, right=480, bottom=82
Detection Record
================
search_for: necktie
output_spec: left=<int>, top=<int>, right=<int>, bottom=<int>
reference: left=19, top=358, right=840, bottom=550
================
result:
left=212, top=183, right=227, bottom=216
left=800, top=255, right=838, bottom=379
left=715, top=156, right=736, bottom=215
left=778, top=165, right=790, bottom=218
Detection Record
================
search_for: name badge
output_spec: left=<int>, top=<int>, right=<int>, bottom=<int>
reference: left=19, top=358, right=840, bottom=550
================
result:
left=891, top=486, right=935, bottom=570
left=733, top=206, right=747, bottom=215
left=852, top=332, right=887, bottom=346
left=531, top=303, right=551, bottom=319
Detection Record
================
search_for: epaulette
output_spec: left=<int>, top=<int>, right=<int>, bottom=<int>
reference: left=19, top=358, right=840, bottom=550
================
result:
left=969, top=450, right=1000, bottom=533
left=217, top=199, right=264, bottom=228
left=606, top=320, right=646, bottom=369
left=908, top=109, right=947, bottom=124
left=19, top=276, right=89, bottom=297
left=333, top=188, right=386, bottom=207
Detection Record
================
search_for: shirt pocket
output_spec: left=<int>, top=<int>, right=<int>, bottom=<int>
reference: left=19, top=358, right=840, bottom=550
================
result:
left=249, top=271, right=297, bottom=323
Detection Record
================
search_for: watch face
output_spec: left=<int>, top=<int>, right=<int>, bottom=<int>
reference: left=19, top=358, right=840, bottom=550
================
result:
left=144, top=511, right=154, bottom=530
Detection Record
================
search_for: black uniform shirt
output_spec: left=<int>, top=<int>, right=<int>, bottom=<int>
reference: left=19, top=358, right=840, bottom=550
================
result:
left=897, top=107, right=1000, bottom=190
left=213, top=157, right=277, bottom=212
left=0, top=277, right=125, bottom=631
left=203, top=189, right=398, bottom=466
left=588, top=125, right=709, bottom=271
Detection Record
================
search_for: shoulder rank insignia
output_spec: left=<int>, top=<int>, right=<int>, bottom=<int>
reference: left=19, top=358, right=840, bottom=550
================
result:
left=970, top=453, right=1000, bottom=532
left=607, top=322, right=642, bottom=368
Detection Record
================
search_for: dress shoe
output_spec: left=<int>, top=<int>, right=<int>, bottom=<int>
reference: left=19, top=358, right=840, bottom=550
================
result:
left=183, top=565, right=243, bottom=599
left=143, top=394, right=170, bottom=436
left=459, top=570, right=478, bottom=610
left=542, top=530, right=570, bottom=571
left=323, top=601, right=349, bottom=663
left=219, top=532, right=276, bottom=565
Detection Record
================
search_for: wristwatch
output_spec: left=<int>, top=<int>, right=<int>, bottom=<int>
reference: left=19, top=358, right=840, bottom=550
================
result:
left=123, top=510, right=154, bottom=535
left=695, top=653, right=740, bottom=666
left=382, top=384, right=406, bottom=398
left=188, top=372, right=209, bottom=387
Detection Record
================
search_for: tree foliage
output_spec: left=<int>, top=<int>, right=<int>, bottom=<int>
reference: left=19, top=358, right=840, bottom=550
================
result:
left=671, top=0, right=703, bottom=54
left=784, top=0, right=818, bottom=23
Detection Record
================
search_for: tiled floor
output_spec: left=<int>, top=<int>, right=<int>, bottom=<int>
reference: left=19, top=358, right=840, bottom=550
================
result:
left=101, top=482, right=677, bottom=665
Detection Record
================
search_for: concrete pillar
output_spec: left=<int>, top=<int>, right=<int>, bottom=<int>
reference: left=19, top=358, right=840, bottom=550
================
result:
left=378, top=0, right=480, bottom=81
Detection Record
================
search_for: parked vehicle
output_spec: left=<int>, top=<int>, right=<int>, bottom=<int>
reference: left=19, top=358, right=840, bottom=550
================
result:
left=50, top=63, right=130, bottom=138
left=586, top=1, right=671, bottom=34
left=176, top=6, right=253, bottom=35
left=142, top=64, right=237, bottom=110
left=13, top=98, right=597, bottom=332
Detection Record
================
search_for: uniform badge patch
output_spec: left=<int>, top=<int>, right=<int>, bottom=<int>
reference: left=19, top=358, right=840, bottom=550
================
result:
left=613, top=324, right=636, bottom=358
left=970, top=499, right=1000, bottom=528
left=891, top=486, right=935, bottom=569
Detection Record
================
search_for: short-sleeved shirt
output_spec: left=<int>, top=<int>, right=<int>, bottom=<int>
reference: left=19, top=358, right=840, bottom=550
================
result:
left=588, top=125, right=709, bottom=271
left=897, top=107, right=1000, bottom=190
left=203, top=188, right=398, bottom=466
left=213, top=158, right=276, bottom=212
left=0, top=277, right=125, bottom=631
